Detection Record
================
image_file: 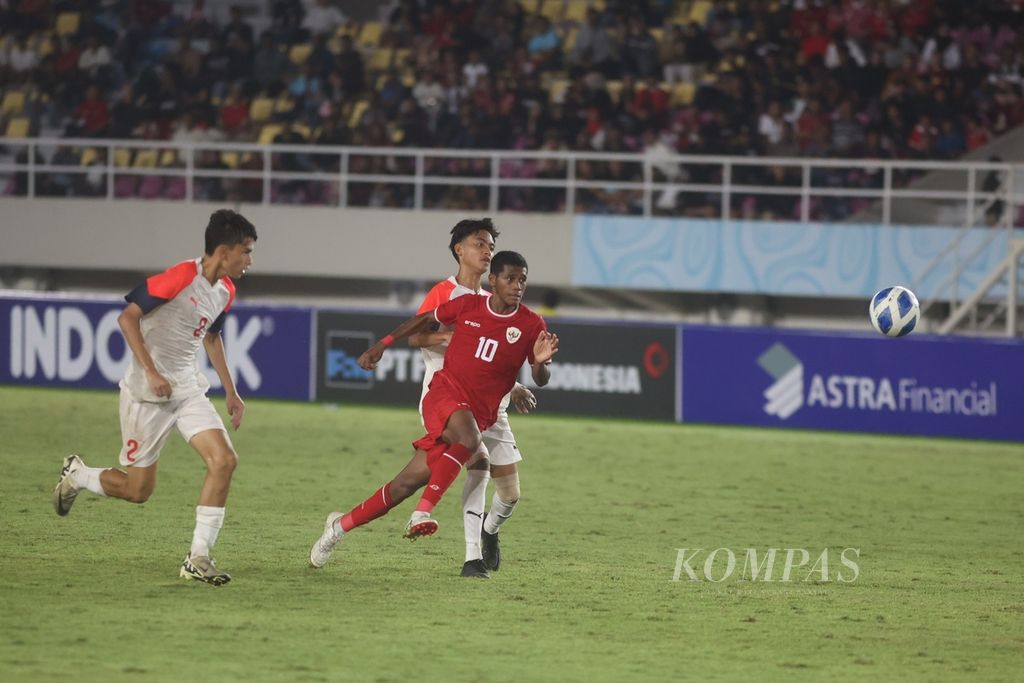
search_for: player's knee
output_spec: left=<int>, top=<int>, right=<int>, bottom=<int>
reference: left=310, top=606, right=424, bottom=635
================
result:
left=493, top=472, right=520, bottom=504
left=208, top=450, right=238, bottom=478
left=457, top=432, right=482, bottom=455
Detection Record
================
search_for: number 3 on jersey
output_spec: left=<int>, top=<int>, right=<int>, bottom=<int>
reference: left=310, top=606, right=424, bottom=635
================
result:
left=474, top=336, right=499, bottom=363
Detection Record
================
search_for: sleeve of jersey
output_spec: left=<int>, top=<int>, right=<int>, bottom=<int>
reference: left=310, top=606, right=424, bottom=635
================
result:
left=416, top=281, right=454, bottom=315
left=124, top=261, right=195, bottom=313
left=434, top=293, right=472, bottom=327
left=207, top=311, right=228, bottom=335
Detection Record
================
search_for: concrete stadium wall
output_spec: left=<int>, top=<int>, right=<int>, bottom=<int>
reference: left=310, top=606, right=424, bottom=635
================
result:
left=0, top=199, right=575, bottom=286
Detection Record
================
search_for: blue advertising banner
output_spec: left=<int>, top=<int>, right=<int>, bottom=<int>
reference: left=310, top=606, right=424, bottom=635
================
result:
left=0, top=294, right=312, bottom=400
left=681, top=325, right=1024, bottom=441
left=573, top=216, right=1022, bottom=299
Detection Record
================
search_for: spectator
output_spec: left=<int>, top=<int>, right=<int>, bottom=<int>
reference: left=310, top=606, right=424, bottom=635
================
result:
left=302, top=0, right=346, bottom=38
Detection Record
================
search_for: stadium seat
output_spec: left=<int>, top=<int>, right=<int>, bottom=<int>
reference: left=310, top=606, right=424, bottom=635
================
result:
left=562, top=27, right=578, bottom=53
left=288, top=43, right=312, bottom=65
left=605, top=79, right=623, bottom=103
left=133, top=149, right=158, bottom=168
left=55, top=12, right=80, bottom=36
left=220, top=151, right=239, bottom=169
left=4, top=117, right=30, bottom=138
left=274, top=96, right=295, bottom=114
left=249, top=97, right=274, bottom=122
left=549, top=79, right=570, bottom=103
left=348, top=100, right=370, bottom=128
left=368, top=48, right=393, bottom=72
left=159, top=150, right=179, bottom=166
left=690, top=1, right=713, bottom=24
left=520, top=0, right=540, bottom=13
left=258, top=124, right=284, bottom=145
left=80, top=147, right=99, bottom=166
left=1, top=90, right=26, bottom=116
left=358, top=22, right=383, bottom=48
left=540, top=0, right=564, bottom=22
left=565, top=1, right=589, bottom=23
left=113, top=149, right=133, bottom=167
left=671, top=82, right=695, bottom=106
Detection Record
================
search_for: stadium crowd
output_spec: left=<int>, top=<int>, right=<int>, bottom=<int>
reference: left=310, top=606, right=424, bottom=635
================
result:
left=1, top=0, right=1022, bottom=218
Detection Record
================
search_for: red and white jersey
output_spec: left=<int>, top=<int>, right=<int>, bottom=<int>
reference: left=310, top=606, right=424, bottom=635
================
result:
left=416, top=277, right=489, bottom=403
left=121, top=258, right=235, bottom=402
left=432, top=295, right=546, bottom=429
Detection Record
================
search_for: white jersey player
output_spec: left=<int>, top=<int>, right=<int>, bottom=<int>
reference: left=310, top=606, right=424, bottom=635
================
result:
left=51, top=209, right=257, bottom=586
left=408, top=218, right=537, bottom=579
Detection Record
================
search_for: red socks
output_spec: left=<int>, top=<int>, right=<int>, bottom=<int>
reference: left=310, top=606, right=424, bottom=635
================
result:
left=415, top=443, right=473, bottom=513
left=340, top=483, right=394, bottom=532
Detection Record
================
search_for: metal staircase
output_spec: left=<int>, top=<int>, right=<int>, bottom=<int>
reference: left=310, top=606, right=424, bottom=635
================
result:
left=912, top=165, right=1022, bottom=336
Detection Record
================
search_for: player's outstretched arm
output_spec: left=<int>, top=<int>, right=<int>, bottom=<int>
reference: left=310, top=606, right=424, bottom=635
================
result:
left=118, top=303, right=171, bottom=398
left=407, top=329, right=452, bottom=348
left=358, top=311, right=437, bottom=370
left=204, top=332, right=245, bottom=431
left=530, top=331, right=559, bottom=387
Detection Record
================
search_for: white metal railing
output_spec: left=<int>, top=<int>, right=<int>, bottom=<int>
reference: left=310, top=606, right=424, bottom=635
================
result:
left=0, top=137, right=1021, bottom=224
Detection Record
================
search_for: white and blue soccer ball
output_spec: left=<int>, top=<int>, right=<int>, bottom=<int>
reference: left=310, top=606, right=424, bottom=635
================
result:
left=869, top=285, right=920, bottom=337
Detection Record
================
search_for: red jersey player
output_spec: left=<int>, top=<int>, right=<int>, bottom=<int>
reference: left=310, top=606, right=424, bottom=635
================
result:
left=309, top=250, right=559, bottom=569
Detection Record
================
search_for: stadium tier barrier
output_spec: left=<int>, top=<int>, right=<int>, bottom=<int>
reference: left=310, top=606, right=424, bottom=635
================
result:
left=3, top=292, right=1022, bottom=441
left=1, top=138, right=1021, bottom=223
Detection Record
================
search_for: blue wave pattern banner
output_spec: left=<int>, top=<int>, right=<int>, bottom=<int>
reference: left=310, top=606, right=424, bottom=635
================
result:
left=681, top=325, right=1024, bottom=441
left=0, top=294, right=313, bottom=400
left=572, top=216, right=1017, bottom=298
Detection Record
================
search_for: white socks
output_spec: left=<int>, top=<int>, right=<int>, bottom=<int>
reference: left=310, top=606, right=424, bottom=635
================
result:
left=72, top=466, right=108, bottom=496
left=462, top=469, right=491, bottom=562
left=190, top=505, right=225, bottom=558
left=483, top=493, right=517, bottom=535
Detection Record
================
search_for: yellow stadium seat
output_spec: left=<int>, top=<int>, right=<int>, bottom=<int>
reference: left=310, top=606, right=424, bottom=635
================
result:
left=1, top=90, right=26, bottom=116
left=289, top=43, right=312, bottom=65
left=520, top=0, right=540, bottom=13
left=368, top=48, right=393, bottom=71
left=358, top=22, right=383, bottom=48
left=80, top=147, right=99, bottom=166
left=690, top=1, right=712, bottom=25
left=5, top=117, right=30, bottom=138
left=293, top=124, right=311, bottom=140
left=220, top=151, right=239, bottom=169
left=274, top=96, right=295, bottom=114
left=605, top=79, right=623, bottom=103
left=548, top=79, right=570, bottom=103
left=562, top=27, right=578, bottom=52
left=565, top=1, right=589, bottom=23
left=348, top=100, right=369, bottom=128
left=540, top=0, right=564, bottom=22
left=56, top=12, right=80, bottom=36
left=249, top=97, right=274, bottom=122
left=258, top=124, right=283, bottom=145
left=160, top=150, right=179, bottom=166
left=133, top=149, right=158, bottom=167
left=114, top=149, right=133, bottom=167
left=671, top=82, right=695, bottom=106
left=400, top=70, right=416, bottom=87
left=650, top=27, right=664, bottom=44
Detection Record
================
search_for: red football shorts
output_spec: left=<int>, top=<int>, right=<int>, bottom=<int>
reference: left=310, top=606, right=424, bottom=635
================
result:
left=412, top=372, right=489, bottom=452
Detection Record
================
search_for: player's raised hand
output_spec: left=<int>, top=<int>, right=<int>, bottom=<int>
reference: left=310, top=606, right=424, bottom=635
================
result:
left=510, top=384, right=538, bottom=414
left=146, top=368, right=172, bottom=398
left=533, top=331, right=559, bottom=365
left=358, top=345, right=385, bottom=370
left=226, top=393, right=245, bottom=431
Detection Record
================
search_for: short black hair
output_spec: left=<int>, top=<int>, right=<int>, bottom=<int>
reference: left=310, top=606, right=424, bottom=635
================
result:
left=490, top=250, right=528, bottom=274
left=449, top=218, right=499, bottom=263
left=205, top=209, right=257, bottom=255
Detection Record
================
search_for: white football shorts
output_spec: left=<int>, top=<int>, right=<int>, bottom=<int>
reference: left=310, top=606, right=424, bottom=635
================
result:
left=118, top=389, right=229, bottom=467
left=481, top=410, right=522, bottom=466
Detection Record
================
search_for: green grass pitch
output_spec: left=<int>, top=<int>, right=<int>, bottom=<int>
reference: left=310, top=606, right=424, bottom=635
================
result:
left=1, top=385, right=1022, bottom=682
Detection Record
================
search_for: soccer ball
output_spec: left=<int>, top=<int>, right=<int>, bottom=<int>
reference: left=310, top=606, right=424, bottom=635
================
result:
left=869, top=286, right=920, bottom=337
